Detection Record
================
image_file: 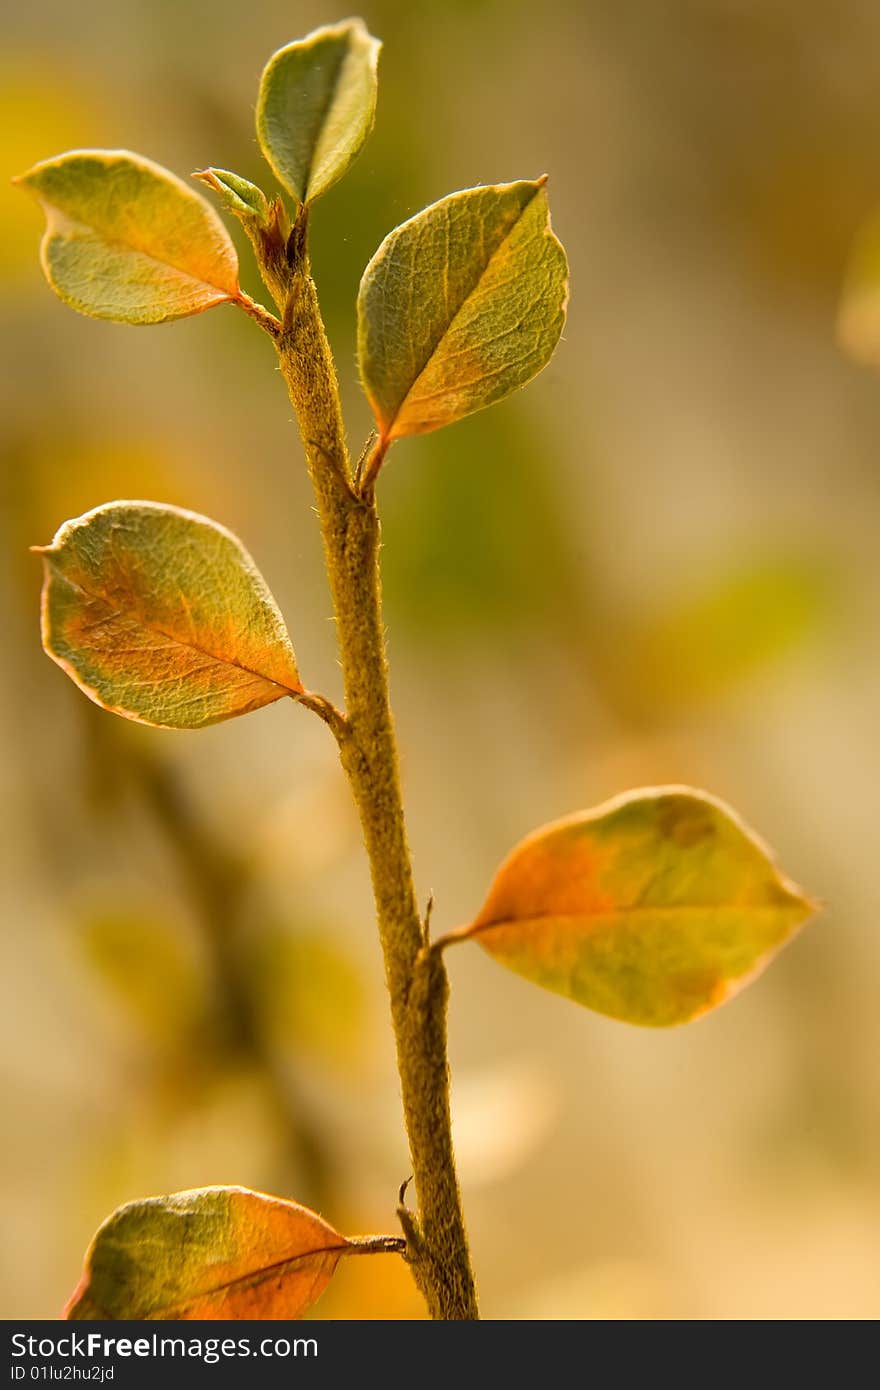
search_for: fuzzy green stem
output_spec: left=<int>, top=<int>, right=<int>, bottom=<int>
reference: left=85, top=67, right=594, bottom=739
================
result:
left=274, top=246, right=478, bottom=1321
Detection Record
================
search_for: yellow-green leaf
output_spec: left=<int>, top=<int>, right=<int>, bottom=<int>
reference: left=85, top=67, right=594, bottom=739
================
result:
left=458, top=788, right=815, bottom=1027
left=15, top=149, right=240, bottom=323
left=193, top=167, right=292, bottom=313
left=357, top=179, right=568, bottom=441
left=36, top=501, right=303, bottom=729
left=838, top=209, right=880, bottom=366
left=193, top=166, right=272, bottom=228
left=256, top=20, right=381, bottom=206
left=65, top=1187, right=349, bottom=1319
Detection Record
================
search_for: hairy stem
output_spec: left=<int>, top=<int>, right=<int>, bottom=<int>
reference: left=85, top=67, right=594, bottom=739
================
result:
left=274, top=243, right=478, bottom=1320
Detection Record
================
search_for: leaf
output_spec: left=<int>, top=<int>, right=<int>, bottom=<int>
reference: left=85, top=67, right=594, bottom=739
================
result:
left=36, top=501, right=303, bottom=729
left=256, top=20, right=381, bottom=206
left=193, top=167, right=292, bottom=313
left=193, top=167, right=272, bottom=227
left=357, top=179, right=568, bottom=441
left=14, top=149, right=240, bottom=323
left=459, top=788, right=815, bottom=1027
left=65, top=1187, right=349, bottom=1319
left=838, top=209, right=880, bottom=366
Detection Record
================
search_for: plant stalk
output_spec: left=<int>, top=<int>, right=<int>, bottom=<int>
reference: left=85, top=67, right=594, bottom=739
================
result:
left=273, top=247, right=479, bottom=1320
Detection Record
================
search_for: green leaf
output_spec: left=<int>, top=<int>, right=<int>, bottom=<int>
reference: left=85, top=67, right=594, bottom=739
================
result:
left=193, top=167, right=272, bottom=227
left=193, top=167, right=292, bottom=313
left=256, top=20, right=381, bottom=206
left=35, top=501, right=303, bottom=730
left=14, top=150, right=241, bottom=323
left=357, top=179, right=569, bottom=441
left=458, top=788, right=815, bottom=1027
left=65, top=1187, right=349, bottom=1319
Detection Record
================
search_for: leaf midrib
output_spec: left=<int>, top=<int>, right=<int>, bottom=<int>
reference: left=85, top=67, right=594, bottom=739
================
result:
left=470, top=899, right=803, bottom=936
left=46, top=203, right=236, bottom=299
left=298, top=38, right=351, bottom=201
left=78, top=1240, right=349, bottom=1319
left=150, top=1240, right=348, bottom=1317
left=380, top=182, right=544, bottom=437
left=49, top=562, right=300, bottom=697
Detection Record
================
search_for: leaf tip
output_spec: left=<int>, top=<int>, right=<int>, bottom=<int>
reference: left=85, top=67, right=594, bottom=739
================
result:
left=11, top=166, right=41, bottom=197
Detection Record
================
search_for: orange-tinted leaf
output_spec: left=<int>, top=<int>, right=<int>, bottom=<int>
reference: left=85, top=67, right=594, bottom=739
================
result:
left=36, top=501, right=303, bottom=729
left=458, top=787, right=815, bottom=1027
left=192, top=167, right=272, bottom=228
left=15, top=150, right=240, bottom=323
left=65, top=1187, right=349, bottom=1320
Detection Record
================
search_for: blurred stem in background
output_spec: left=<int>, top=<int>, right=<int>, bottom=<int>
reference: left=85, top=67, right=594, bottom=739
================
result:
left=80, top=707, right=334, bottom=1211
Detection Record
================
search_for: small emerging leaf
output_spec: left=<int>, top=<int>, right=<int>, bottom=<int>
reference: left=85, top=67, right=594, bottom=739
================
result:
left=15, top=150, right=240, bottom=323
left=193, top=167, right=272, bottom=227
left=460, top=788, right=815, bottom=1027
left=36, top=501, right=303, bottom=729
left=65, top=1187, right=348, bottom=1319
left=357, top=179, right=568, bottom=441
left=193, top=168, right=292, bottom=313
left=256, top=20, right=381, bottom=206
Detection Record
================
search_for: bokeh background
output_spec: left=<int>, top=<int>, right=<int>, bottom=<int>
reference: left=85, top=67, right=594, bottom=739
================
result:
left=3, top=0, right=880, bottom=1320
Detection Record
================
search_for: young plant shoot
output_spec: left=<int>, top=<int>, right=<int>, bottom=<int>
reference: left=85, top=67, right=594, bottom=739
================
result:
left=18, top=18, right=815, bottom=1321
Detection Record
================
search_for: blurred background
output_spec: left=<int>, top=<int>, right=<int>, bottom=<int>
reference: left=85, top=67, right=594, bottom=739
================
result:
left=3, top=0, right=880, bottom=1320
